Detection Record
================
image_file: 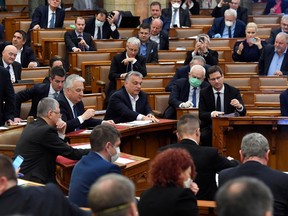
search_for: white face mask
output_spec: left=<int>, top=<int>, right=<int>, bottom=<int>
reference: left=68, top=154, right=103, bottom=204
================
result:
left=225, top=20, right=233, bottom=27
left=109, top=146, right=120, bottom=163
left=96, top=19, right=104, bottom=27
left=183, top=178, right=192, bottom=188
left=172, top=3, right=180, bottom=9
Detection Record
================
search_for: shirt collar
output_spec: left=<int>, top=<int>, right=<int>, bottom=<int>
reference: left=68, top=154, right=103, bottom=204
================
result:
left=212, top=85, right=225, bottom=94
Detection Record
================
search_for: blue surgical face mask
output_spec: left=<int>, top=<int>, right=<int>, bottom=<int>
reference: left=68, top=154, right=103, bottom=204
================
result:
left=189, top=77, right=202, bottom=88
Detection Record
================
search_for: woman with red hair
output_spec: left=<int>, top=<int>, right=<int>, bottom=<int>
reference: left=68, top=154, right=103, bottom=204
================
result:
left=138, top=148, right=199, bottom=216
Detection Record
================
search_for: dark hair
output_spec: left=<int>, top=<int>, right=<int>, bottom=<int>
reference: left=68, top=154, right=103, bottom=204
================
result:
left=149, top=148, right=196, bottom=187
left=50, top=66, right=66, bottom=79
left=207, top=65, right=223, bottom=79
left=0, top=154, right=17, bottom=182
left=90, top=124, right=121, bottom=152
left=96, top=8, right=108, bottom=17
left=139, top=22, right=151, bottom=30
left=49, top=55, right=64, bottom=68
left=150, top=1, right=162, bottom=8
left=14, top=30, right=27, bottom=41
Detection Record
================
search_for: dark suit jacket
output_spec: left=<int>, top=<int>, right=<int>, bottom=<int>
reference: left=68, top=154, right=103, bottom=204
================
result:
left=263, top=0, right=288, bottom=14
left=0, top=66, right=15, bottom=125
left=182, top=0, right=200, bottom=15
left=159, top=30, right=169, bottom=50
left=160, top=139, right=239, bottom=200
left=199, top=83, right=246, bottom=127
left=57, top=93, right=102, bottom=133
left=184, top=49, right=219, bottom=66
left=30, top=6, right=65, bottom=29
left=208, top=17, right=246, bottom=38
left=142, top=15, right=171, bottom=34
left=166, top=64, right=190, bottom=92
left=0, top=184, right=88, bottom=216
left=104, top=86, right=152, bottom=123
left=161, top=7, right=191, bottom=27
left=69, top=151, right=121, bottom=207
left=138, top=39, right=159, bottom=63
left=258, top=44, right=288, bottom=76
left=108, top=51, right=147, bottom=98
left=14, top=118, right=89, bottom=183
left=138, top=185, right=198, bottom=216
left=64, top=30, right=96, bottom=52
left=219, top=161, right=288, bottom=216
left=211, top=5, right=248, bottom=23
left=280, top=89, right=288, bottom=116
left=163, top=78, right=209, bottom=119
left=0, top=59, right=22, bottom=81
left=268, top=28, right=282, bottom=44
left=15, top=83, right=50, bottom=118
left=84, top=17, right=119, bottom=39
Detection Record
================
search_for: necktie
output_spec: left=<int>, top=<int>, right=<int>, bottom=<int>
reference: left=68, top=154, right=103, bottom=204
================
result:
left=192, top=87, right=197, bottom=108
left=97, top=27, right=102, bottom=39
left=171, top=9, right=177, bottom=27
left=6, top=65, right=10, bottom=71
left=73, top=105, right=78, bottom=118
left=53, top=92, right=59, bottom=99
left=126, top=62, right=132, bottom=72
left=216, top=92, right=221, bottom=112
left=49, top=12, right=55, bottom=28
left=228, top=26, right=232, bottom=38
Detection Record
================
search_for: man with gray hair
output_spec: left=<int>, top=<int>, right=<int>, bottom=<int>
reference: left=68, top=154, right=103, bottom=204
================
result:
left=268, top=15, right=288, bottom=44
left=108, top=37, right=147, bottom=100
left=219, top=132, right=288, bottom=216
left=88, top=173, right=138, bottom=216
left=105, top=71, right=158, bottom=123
left=216, top=177, right=273, bottom=216
left=208, top=8, right=246, bottom=38
left=14, top=97, right=89, bottom=184
left=57, top=74, right=114, bottom=133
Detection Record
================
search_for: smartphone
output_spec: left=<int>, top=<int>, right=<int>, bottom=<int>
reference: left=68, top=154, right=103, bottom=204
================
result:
left=199, top=36, right=205, bottom=43
left=108, top=12, right=115, bottom=18
left=13, top=155, right=24, bottom=170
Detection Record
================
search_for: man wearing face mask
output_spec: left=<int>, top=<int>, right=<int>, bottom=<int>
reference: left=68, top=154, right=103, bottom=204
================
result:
left=163, top=65, right=209, bottom=119
left=84, top=8, right=119, bottom=39
left=162, top=0, right=191, bottom=28
left=208, top=8, right=246, bottom=38
left=68, top=124, right=122, bottom=208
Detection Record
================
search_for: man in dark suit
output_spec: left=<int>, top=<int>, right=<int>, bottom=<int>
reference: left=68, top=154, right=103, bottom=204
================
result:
left=112, top=10, right=136, bottom=28
left=211, top=0, right=248, bottom=23
left=0, top=154, right=88, bottom=216
left=138, top=23, right=158, bottom=63
left=160, top=114, right=239, bottom=200
left=69, top=124, right=122, bottom=207
left=150, top=18, right=169, bottom=50
left=30, top=0, right=65, bottom=30
left=162, top=0, right=191, bottom=27
left=108, top=37, right=147, bottom=99
left=14, top=97, right=89, bottom=184
left=280, top=89, right=288, bottom=116
left=65, top=17, right=96, bottom=53
left=105, top=71, right=158, bottom=124
left=84, top=8, right=119, bottom=39
left=1, top=45, right=21, bottom=83
left=15, top=66, right=66, bottom=121
left=163, top=65, right=209, bottom=119
left=73, top=0, right=98, bottom=10
left=199, top=65, right=246, bottom=146
left=268, top=15, right=288, bottom=44
left=142, top=1, right=171, bottom=34
left=208, top=8, right=246, bottom=38
left=0, top=66, right=15, bottom=126
left=219, top=133, right=288, bottom=216
left=258, top=32, right=288, bottom=76
left=59, top=74, right=114, bottom=133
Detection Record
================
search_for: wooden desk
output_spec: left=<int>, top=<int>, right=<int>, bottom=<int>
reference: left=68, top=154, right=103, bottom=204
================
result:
left=56, top=152, right=150, bottom=196
left=212, top=116, right=288, bottom=170
left=66, top=119, right=177, bottom=159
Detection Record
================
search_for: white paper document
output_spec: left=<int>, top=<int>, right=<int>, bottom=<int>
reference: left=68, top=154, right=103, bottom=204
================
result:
left=80, top=130, right=92, bottom=134
left=73, top=144, right=91, bottom=149
left=115, top=157, right=135, bottom=164
left=117, top=120, right=152, bottom=127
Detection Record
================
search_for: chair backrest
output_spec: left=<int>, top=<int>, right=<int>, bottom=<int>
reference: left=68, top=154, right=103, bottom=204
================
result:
left=118, top=28, right=138, bottom=39
left=259, top=77, right=288, bottom=91
left=20, top=101, right=32, bottom=120
left=190, top=17, right=214, bottom=25
left=154, top=94, right=170, bottom=115
left=254, top=93, right=280, bottom=107
left=253, top=16, right=280, bottom=24
left=257, top=28, right=272, bottom=39
left=146, top=64, right=176, bottom=76
left=224, top=63, right=258, bottom=76
left=21, top=67, right=50, bottom=83
left=75, top=52, right=111, bottom=68
left=175, top=28, right=203, bottom=38
left=94, top=40, right=126, bottom=50
left=82, top=93, right=104, bottom=110
left=158, top=51, right=187, bottom=63
left=169, top=39, right=195, bottom=50
left=225, top=77, right=251, bottom=91
left=63, top=18, right=75, bottom=28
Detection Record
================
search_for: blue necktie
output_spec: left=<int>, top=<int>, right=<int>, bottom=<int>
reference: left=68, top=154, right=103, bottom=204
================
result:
left=73, top=105, right=78, bottom=118
left=192, top=87, right=197, bottom=107
left=49, top=12, right=55, bottom=28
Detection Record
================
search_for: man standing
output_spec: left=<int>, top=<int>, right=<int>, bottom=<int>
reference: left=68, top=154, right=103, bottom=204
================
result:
left=1, top=45, right=21, bottom=83
left=268, top=15, right=288, bottom=44
left=160, top=114, right=239, bottom=200
left=14, top=97, right=89, bottom=184
left=219, top=133, right=288, bottom=216
left=138, top=23, right=158, bottom=63
left=69, top=124, right=122, bottom=207
left=150, top=18, right=169, bottom=50
left=105, top=71, right=158, bottom=124
left=258, top=32, right=288, bottom=76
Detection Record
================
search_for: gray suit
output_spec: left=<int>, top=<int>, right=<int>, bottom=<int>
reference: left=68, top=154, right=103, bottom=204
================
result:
left=73, top=0, right=98, bottom=10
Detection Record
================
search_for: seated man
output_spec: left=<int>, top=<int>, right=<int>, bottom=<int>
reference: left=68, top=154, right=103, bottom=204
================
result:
left=162, top=0, right=191, bottom=28
left=208, top=8, right=246, bottom=38
left=138, top=23, right=158, bottom=63
left=0, top=154, right=88, bottom=216
left=15, top=66, right=66, bottom=120
left=150, top=18, right=169, bottom=50
left=14, top=97, right=89, bottom=184
left=181, top=0, right=200, bottom=15
left=112, top=10, right=137, bottom=28
left=199, top=65, right=246, bottom=146
left=258, top=32, right=288, bottom=76
left=280, top=89, right=288, bottom=116
left=58, top=74, right=114, bottom=133
left=184, top=34, right=219, bottom=66
left=142, top=1, right=170, bottom=34
left=108, top=37, right=147, bottom=99
left=1, top=45, right=21, bottom=83
left=84, top=8, right=119, bottom=39
left=105, top=71, right=158, bottom=123
left=268, top=15, right=288, bottom=44
left=163, top=65, right=209, bottom=119
left=211, top=0, right=248, bottom=24
left=69, top=124, right=122, bottom=207
left=88, top=174, right=138, bottom=216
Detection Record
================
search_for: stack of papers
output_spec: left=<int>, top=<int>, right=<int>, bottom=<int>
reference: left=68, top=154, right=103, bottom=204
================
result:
left=117, top=120, right=152, bottom=127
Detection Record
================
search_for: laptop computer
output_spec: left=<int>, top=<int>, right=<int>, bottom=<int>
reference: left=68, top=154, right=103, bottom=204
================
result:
left=119, top=16, right=140, bottom=28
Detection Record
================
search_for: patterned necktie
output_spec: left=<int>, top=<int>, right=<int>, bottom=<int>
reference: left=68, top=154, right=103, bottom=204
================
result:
left=171, top=9, right=177, bottom=27
left=49, top=12, right=55, bottom=28
left=53, top=92, right=59, bottom=99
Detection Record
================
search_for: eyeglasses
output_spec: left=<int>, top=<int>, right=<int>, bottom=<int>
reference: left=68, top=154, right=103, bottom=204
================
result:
left=51, top=110, right=62, bottom=117
left=209, top=76, right=222, bottom=82
left=127, top=46, right=139, bottom=53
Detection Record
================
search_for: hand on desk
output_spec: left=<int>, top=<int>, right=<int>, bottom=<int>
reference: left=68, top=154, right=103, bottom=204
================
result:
left=142, top=114, right=159, bottom=123
left=211, top=111, right=224, bottom=118
left=102, top=120, right=116, bottom=127
left=14, top=118, right=22, bottom=123
left=6, top=119, right=16, bottom=126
